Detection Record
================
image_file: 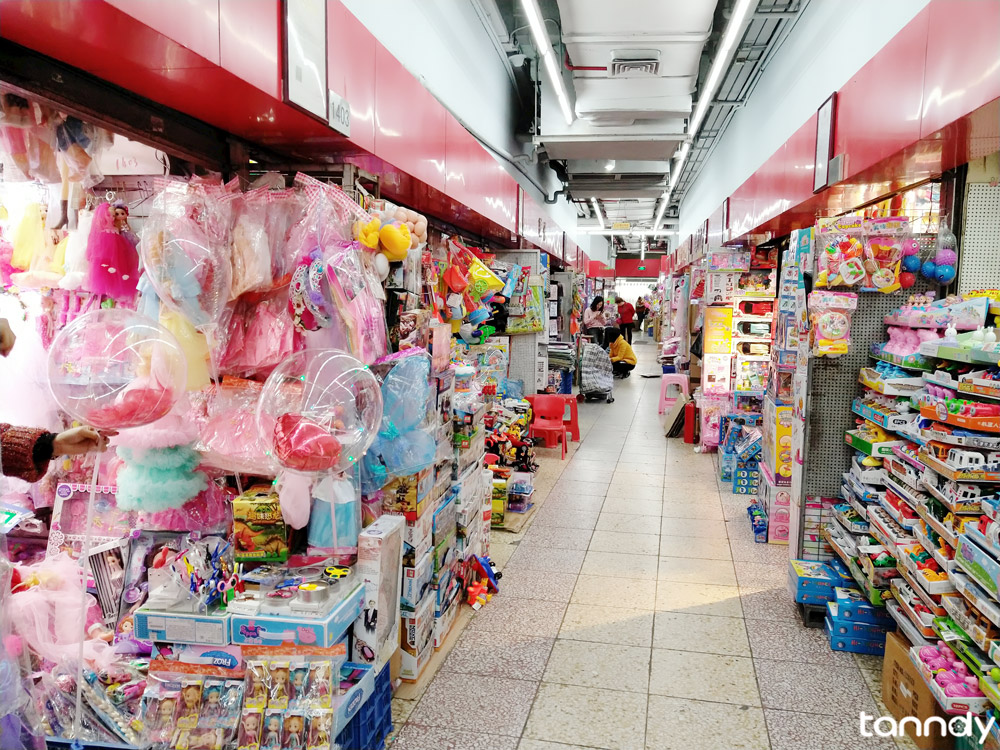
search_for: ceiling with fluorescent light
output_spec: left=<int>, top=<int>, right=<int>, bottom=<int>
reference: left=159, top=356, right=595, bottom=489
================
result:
left=475, top=0, right=806, bottom=256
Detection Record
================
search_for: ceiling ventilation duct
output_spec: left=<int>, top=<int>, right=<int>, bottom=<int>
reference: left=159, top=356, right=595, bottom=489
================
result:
left=609, top=50, right=661, bottom=78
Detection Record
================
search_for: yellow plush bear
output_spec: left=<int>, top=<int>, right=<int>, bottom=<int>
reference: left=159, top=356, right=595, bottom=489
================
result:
left=354, top=216, right=381, bottom=250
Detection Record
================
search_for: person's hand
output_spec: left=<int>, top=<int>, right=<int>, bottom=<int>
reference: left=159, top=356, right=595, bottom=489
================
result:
left=0, top=318, right=16, bottom=357
left=52, top=426, right=116, bottom=456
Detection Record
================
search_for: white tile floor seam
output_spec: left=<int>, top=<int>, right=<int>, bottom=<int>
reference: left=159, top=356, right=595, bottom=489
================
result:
left=391, top=339, right=911, bottom=750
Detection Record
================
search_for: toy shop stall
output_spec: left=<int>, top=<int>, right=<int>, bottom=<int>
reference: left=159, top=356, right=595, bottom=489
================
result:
left=0, top=69, right=546, bottom=748
left=722, top=152, right=1000, bottom=742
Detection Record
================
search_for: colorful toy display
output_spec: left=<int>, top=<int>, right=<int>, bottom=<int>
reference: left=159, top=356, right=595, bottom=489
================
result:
left=807, top=291, right=858, bottom=357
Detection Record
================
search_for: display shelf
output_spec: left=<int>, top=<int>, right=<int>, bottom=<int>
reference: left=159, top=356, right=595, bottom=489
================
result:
left=833, top=503, right=869, bottom=534
left=890, top=578, right=938, bottom=636
left=823, top=527, right=887, bottom=606
left=953, top=571, right=1000, bottom=630
left=909, top=644, right=991, bottom=717
left=884, top=599, right=932, bottom=645
left=897, top=563, right=951, bottom=617
left=859, top=367, right=926, bottom=396
left=898, top=543, right=956, bottom=595
left=915, top=502, right=960, bottom=548
left=845, top=429, right=904, bottom=457
left=851, top=455, right=887, bottom=486
left=921, top=479, right=983, bottom=515
left=959, top=378, right=1000, bottom=401
left=919, top=448, right=1000, bottom=482
left=966, top=525, right=1000, bottom=561
left=883, top=475, right=925, bottom=512
left=932, top=617, right=995, bottom=680
left=913, top=524, right=956, bottom=573
left=918, top=340, right=1000, bottom=365
left=868, top=504, right=916, bottom=545
left=851, top=398, right=916, bottom=431
left=889, top=445, right=927, bottom=475
left=868, top=344, right=935, bottom=371
left=919, top=403, right=1000, bottom=433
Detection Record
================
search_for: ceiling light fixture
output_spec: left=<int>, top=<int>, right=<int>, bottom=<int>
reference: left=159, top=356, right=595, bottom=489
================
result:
left=653, top=190, right=669, bottom=230
left=654, top=0, right=756, bottom=225
left=604, top=159, right=616, bottom=171
left=520, top=0, right=575, bottom=126
left=590, top=197, right=605, bottom=229
left=580, top=229, right=678, bottom=237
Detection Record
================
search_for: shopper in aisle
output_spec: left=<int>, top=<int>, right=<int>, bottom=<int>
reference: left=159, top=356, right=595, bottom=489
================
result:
left=617, top=297, right=635, bottom=343
left=608, top=328, right=637, bottom=377
left=635, top=297, right=647, bottom=333
left=582, top=295, right=607, bottom=346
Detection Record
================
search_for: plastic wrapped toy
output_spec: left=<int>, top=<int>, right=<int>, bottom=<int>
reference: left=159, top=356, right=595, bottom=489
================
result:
left=808, top=290, right=858, bottom=357
left=816, top=216, right=865, bottom=288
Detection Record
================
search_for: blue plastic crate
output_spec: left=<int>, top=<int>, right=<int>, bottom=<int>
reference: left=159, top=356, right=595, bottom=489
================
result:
left=336, top=663, right=393, bottom=750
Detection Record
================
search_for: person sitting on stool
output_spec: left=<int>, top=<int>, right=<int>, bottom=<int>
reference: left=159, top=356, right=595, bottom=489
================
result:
left=608, top=328, right=637, bottom=378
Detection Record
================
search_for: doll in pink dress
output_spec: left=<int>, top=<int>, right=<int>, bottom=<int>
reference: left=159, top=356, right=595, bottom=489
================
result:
left=84, top=202, right=139, bottom=302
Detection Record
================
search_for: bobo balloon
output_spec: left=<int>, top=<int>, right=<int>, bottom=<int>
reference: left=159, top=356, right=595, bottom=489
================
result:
left=257, top=349, right=383, bottom=528
left=47, top=308, right=188, bottom=431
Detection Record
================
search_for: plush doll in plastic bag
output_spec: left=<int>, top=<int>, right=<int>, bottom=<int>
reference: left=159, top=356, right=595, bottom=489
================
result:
left=229, top=190, right=272, bottom=299
left=58, top=207, right=93, bottom=290
left=307, top=471, right=361, bottom=562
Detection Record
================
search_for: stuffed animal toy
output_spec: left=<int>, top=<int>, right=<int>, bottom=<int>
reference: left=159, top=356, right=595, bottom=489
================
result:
left=378, top=222, right=411, bottom=262
left=354, top=216, right=380, bottom=250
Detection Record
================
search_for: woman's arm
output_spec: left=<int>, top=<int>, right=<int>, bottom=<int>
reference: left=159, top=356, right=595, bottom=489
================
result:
left=0, top=425, right=110, bottom=483
left=0, top=424, right=56, bottom=483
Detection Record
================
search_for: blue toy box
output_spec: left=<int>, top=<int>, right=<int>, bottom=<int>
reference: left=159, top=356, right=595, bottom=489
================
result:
left=826, top=601, right=894, bottom=639
left=825, top=615, right=887, bottom=656
left=832, top=586, right=894, bottom=626
left=787, top=560, right=841, bottom=604
left=229, top=583, right=363, bottom=647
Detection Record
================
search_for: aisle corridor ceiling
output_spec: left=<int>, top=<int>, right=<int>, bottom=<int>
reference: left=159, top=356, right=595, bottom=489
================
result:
left=479, top=0, right=805, bottom=253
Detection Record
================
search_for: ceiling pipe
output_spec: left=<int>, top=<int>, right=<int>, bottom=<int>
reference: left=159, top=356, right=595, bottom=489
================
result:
left=564, top=49, right=606, bottom=72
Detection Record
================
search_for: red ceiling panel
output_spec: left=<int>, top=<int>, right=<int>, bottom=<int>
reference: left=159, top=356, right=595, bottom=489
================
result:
left=106, top=0, right=221, bottom=65
left=326, top=3, right=376, bottom=154
left=834, top=7, right=928, bottom=180
left=373, top=44, right=447, bottom=194
left=921, top=0, right=1000, bottom=138
left=219, top=0, right=281, bottom=99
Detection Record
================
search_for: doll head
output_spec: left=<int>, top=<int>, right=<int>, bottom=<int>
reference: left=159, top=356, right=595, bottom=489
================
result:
left=291, top=667, right=307, bottom=691
left=204, top=686, right=221, bottom=707
left=242, top=713, right=260, bottom=733
left=113, top=202, right=129, bottom=230
left=266, top=716, right=280, bottom=733
left=284, top=715, right=304, bottom=736
left=182, top=684, right=202, bottom=709
left=158, top=697, right=177, bottom=721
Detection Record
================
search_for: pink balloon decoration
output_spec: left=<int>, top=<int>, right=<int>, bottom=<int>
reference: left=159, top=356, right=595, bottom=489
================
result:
left=47, top=308, right=188, bottom=430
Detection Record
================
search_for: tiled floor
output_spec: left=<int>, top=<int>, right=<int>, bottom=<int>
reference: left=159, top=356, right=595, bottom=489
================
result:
left=392, top=339, right=913, bottom=750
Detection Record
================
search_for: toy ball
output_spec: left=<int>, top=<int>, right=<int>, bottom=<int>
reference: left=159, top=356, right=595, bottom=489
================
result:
left=935, top=264, right=957, bottom=284
left=899, top=271, right=916, bottom=289
left=921, top=260, right=938, bottom=279
left=901, top=238, right=921, bottom=256
left=47, top=308, right=188, bottom=430
left=901, top=255, right=922, bottom=273
left=257, top=349, right=383, bottom=474
left=934, top=249, right=958, bottom=266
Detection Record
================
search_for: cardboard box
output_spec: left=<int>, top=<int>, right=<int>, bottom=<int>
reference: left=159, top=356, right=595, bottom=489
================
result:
left=232, top=486, right=289, bottom=562
left=353, top=515, right=405, bottom=671
left=882, top=631, right=953, bottom=750
left=382, top=469, right=433, bottom=520
left=134, top=608, right=230, bottom=646
left=399, top=593, right=434, bottom=682
left=401, top=549, right=433, bottom=611
left=229, top=584, right=363, bottom=648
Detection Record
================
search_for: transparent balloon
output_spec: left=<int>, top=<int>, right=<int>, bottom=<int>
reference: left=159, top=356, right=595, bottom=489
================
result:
left=47, top=308, right=188, bottom=430
left=256, top=349, right=383, bottom=474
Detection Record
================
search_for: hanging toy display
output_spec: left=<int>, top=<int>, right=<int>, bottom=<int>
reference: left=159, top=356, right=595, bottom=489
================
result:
left=928, top=219, right=959, bottom=285
left=47, top=308, right=188, bottom=431
left=82, top=202, right=140, bottom=303
left=807, top=290, right=858, bottom=357
left=256, top=349, right=383, bottom=529
left=815, top=216, right=865, bottom=288
left=860, top=216, right=908, bottom=294
left=899, top=237, right=921, bottom=290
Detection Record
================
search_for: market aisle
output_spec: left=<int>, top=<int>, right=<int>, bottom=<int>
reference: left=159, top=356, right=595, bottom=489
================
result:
left=391, top=338, right=908, bottom=750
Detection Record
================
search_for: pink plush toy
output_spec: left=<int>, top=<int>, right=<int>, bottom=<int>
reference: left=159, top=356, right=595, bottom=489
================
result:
left=884, top=326, right=903, bottom=355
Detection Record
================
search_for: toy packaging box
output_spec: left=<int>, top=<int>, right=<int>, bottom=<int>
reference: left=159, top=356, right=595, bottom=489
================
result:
left=832, top=586, right=894, bottom=625
left=401, top=549, right=433, bottom=611
left=353, top=515, right=405, bottom=671
left=229, top=584, right=363, bottom=648
left=382, top=468, right=433, bottom=520
left=787, top=560, right=843, bottom=604
left=135, top=608, right=231, bottom=647
left=399, top=592, right=434, bottom=682
left=232, top=486, right=289, bottom=563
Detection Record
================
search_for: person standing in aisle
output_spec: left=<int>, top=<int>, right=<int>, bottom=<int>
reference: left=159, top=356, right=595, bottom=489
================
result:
left=635, top=297, right=647, bottom=334
left=583, top=296, right=607, bottom=347
left=617, top=297, right=635, bottom=343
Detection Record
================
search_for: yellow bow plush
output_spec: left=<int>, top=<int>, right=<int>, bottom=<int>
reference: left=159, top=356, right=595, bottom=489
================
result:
left=355, top=217, right=381, bottom=250
left=379, top=222, right=411, bottom=262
